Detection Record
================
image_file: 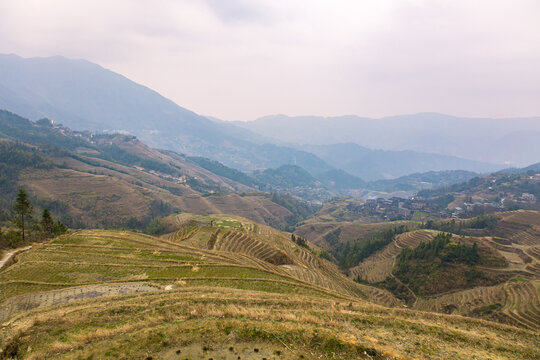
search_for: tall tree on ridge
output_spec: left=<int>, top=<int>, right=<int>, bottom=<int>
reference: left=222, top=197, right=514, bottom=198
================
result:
left=41, top=208, right=54, bottom=238
left=12, top=188, right=33, bottom=242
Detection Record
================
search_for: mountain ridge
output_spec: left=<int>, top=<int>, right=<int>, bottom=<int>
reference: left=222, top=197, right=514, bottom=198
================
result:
left=0, top=54, right=334, bottom=175
left=0, top=53, right=517, bottom=181
left=237, top=113, right=540, bottom=167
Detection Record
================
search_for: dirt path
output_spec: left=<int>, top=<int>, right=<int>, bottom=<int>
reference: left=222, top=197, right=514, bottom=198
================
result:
left=0, top=246, right=32, bottom=270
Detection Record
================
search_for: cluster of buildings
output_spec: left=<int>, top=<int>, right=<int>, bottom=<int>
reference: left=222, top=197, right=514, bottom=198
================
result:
left=347, top=190, right=539, bottom=222
left=346, top=197, right=443, bottom=221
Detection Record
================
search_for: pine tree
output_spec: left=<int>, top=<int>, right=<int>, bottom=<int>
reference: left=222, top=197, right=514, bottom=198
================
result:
left=41, top=209, right=55, bottom=238
left=53, top=221, right=68, bottom=236
left=12, top=188, right=33, bottom=242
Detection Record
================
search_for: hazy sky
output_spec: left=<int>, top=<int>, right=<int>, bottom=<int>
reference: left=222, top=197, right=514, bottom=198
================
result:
left=1, top=0, right=539, bottom=121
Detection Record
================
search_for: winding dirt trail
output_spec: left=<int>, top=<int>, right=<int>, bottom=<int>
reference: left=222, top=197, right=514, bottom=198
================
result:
left=0, top=246, right=32, bottom=270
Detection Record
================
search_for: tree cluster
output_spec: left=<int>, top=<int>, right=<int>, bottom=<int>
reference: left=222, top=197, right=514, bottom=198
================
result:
left=0, top=142, right=53, bottom=196
left=1, top=188, right=68, bottom=248
left=270, top=193, right=317, bottom=229
left=291, top=234, right=309, bottom=248
left=422, top=215, right=498, bottom=234
left=393, top=232, right=483, bottom=296
left=397, top=232, right=479, bottom=268
left=334, top=225, right=410, bottom=269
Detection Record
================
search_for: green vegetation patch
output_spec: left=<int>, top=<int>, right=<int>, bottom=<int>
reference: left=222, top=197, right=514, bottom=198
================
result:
left=334, top=225, right=410, bottom=269
left=391, top=233, right=509, bottom=296
left=423, top=215, right=498, bottom=234
left=213, top=219, right=243, bottom=229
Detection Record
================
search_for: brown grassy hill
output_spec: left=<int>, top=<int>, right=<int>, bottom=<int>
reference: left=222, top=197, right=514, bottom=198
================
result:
left=294, top=220, right=415, bottom=249
left=1, top=230, right=538, bottom=359
left=1, top=112, right=313, bottom=230
left=162, top=213, right=400, bottom=306
left=18, top=165, right=295, bottom=228
left=91, top=134, right=255, bottom=193
left=9, top=132, right=306, bottom=229
left=415, top=279, right=540, bottom=330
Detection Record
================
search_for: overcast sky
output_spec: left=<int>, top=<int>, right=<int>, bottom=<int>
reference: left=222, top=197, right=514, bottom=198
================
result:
left=1, top=0, right=539, bottom=121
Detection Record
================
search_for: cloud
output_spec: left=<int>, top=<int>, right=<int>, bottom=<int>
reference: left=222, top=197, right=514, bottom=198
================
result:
left=0, top=0, right=538, bottom=120
left=204, top=0, right=276, bottom=23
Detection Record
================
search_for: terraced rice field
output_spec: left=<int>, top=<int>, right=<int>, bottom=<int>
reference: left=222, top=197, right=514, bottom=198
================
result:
left=1, top=228, right=539, bottom=359
left=211, top=230, right=293, bottom=265
left=526, top=245, right=540, bottom=260
left=414, top=284, right=507, bottom=315
left=0, top=230, right=355, bottom=322
left=161, top=217, right=393, bottom=303
left=2, top=285, right=539, bottom=360
left=167, top=225, right=200, bottom=242
left=415, top=280, right=540, bottom=331
left=508, top=230, right=540, bottom=246
left=500, top=211, right=540, bottom=228
left=501, top=280, right=540, bottom=330
left=494, top=211, right=540, bottom=246
left=0, top=224, right=390, bottom=310
left=0, top=283, right=159, bottom=323
left=350, top=230, right=436, bottom=283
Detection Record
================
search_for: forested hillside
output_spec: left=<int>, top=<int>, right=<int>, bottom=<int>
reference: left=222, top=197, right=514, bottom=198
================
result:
left=0, top=110, right=316, bottom=232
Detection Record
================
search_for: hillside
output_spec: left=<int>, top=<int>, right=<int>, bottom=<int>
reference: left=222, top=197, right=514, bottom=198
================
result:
left=368, top=170, right=479, bottom=193
left=349, top=211, right=540, bottom=330
left=1, top=222, right=538, bottom=359
left=294, top=217, right=416, bottom=250
left=417, top=170, right=540, bottom=217
left=253, top=165, right=334, bottom=203
left=159, top=213, right=395, bottom=304
left=288, top=167, right=540, bottom=232
left=240, top=165, right=481, bottom=203
left=0, top=110, right=313, bottom=231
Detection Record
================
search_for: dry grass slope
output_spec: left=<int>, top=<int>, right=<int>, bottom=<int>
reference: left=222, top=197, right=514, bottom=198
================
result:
left=0, top=229, right=538, bottom=359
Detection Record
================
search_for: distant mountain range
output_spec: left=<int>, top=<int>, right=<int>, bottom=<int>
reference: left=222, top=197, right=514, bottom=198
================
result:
left=1, top=53, right=530, bottom=183
left=0, top=54, right=331, bottom=175
left=297, top=143, right=500, bottom=181
left=236, top=114, right=540, bottom=167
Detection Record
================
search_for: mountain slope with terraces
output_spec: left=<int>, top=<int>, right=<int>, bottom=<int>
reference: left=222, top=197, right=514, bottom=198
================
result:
left=1, top=225, right=539, bottom=359
left=162, top=213, right=399, bottom=305
left=349, top=211, right=540, bottom=330
left=350, top=230, right=437, bottom=283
